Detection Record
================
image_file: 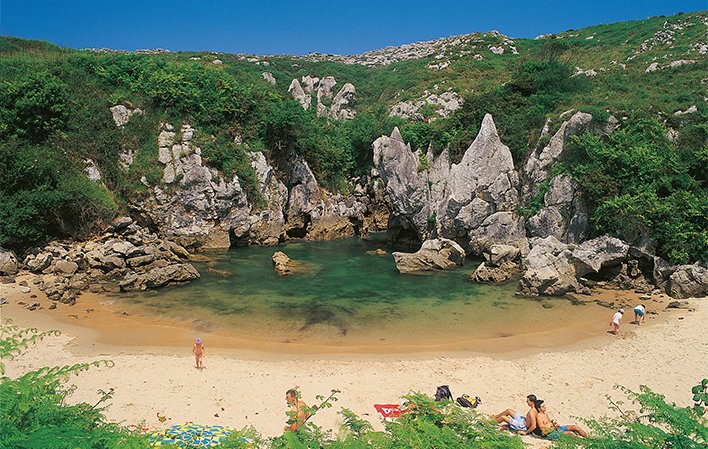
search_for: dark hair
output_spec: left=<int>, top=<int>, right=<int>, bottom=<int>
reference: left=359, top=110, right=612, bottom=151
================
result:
left=286, top=389, right=299, bottom=398
left=527, top=394, right=537, bottom=402
left=534, top=399, right=544, bottom=411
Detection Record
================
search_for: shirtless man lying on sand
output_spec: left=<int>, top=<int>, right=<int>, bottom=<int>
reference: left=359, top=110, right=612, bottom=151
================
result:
left=533, top=399, right=587, bottom=439
left=495, top=394, right=538, bottom=435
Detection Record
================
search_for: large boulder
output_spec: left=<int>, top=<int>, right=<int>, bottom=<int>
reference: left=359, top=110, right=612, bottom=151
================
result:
left=329, top=83, right=356, bottom=120
left=518, top=236, right=583, bottom=296
left=667, top=264, right=708, bottom=299
left=571, top=236, right=629, bottom=277
left=288, top=79, right=310, bottom=110
left=272, top=251, right=295, bottom=276
left=469, top=261, right=514, bottom=283
left=0, top=248, right=18, bottom=275
left=120, top=263, right=200, bottom=291
left=392, top=238, right=465, bottom=274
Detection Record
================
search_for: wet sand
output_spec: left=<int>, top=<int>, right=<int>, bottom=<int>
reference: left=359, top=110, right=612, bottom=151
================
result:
left=1, top=275, right=705, bottom=444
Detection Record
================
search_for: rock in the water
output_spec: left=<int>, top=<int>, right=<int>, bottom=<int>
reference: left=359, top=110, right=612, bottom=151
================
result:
left=392, top=238, right=465, bottom=274
left=0, top=248, right=18, bottom=275
left=667, top=264, right=708, bottom=299
left=469, top=261, right=514, bottom=283
left=272, top=251, right=296, bottom=276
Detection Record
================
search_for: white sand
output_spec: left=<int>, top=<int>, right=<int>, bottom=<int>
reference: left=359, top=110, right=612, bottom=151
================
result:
left=1, top=280, right=706, bottom=444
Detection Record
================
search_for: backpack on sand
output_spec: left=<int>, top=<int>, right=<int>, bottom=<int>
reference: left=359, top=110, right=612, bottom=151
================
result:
left=434, top=385, right=452, bottom=401
left=456, top=394, right=482, bottom=408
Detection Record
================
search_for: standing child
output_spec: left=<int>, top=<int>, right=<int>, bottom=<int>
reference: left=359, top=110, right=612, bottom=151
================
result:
left=634, top=304, right=646, bottom=325
left=193, top=338, right=205, bottom=368
left=609, top=309, right=624, bottom=335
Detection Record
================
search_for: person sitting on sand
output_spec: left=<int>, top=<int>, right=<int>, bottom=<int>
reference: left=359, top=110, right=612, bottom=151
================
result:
left=285, top=389, right=310, bottom=432
left=495, top=394, right=538, bottom=434
left=192, top=338, right=205, bottom=368
left=532, top=400, right=587, bottom=439
left=609, top=308, right=624, bottom=335
left=634, top=304, right=646, bottom=325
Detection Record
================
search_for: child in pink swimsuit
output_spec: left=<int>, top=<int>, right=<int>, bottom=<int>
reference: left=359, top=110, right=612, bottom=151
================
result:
left=193, top=338, right=205, bottom=368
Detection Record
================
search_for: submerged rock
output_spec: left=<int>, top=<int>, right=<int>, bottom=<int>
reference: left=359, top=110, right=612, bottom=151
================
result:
left=392, top=238, right=465, bottom=274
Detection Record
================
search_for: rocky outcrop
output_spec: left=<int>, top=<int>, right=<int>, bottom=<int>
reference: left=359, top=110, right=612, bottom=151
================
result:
left=110, top=104, right=143, bottom=127
left=374, top=115, right=526, bottom=254
left=443, top=114, right=525, bottom=254
left=392, top=238, right=465, bottom=274
left=518, top=236, right=583, bottom=296
left=470, top=262, right=514, bottom=283
left=373, top=127, right=431, bottom=247
left=389, top=91, right=463, bottom=121
left=262, top=72, right=276, bottom=85
left=20, top=217, right=200, bottom=300
left=0, top=248, right=18, bottom=275
left=330, top=83, right=356, bottom=120
left=571, top=236, right=629, bottom=277
left=526, top=175, right=589, bottom=244
left=287, top=76, right=357, bottom=120
left=522, top=112, right=619, bottom=243
left=667, top=264, right=708, bottom=299
left=141, top=122, right=251, bottom=250
left=288, top=79, right=310, bottom=110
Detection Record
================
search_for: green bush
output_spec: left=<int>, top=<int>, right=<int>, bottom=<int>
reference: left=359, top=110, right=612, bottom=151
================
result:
left=566, top=117, right=707, bottom=263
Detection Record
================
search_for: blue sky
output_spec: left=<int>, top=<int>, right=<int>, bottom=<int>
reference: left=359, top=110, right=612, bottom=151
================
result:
left=2, top=1, right=705, bottom=55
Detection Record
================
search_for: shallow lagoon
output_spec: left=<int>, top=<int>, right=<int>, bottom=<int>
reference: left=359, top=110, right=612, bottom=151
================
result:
left=117, top=236, right=605, bottom=351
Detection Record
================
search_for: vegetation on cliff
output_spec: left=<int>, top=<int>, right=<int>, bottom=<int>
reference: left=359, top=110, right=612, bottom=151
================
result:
left=0, top=11, right=705, bottom=263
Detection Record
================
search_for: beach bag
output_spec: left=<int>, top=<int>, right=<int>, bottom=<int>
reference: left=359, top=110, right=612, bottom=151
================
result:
left=456, top=394, right=481, bottom=408
left=434, top=385, right=452, bottom=401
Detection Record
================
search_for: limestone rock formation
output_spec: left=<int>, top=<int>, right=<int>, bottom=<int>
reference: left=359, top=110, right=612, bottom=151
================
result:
left=392, top=238, right=465, bottom=274
left=109, top=104, right=143, bottom=127
left=667, top=264, right=708, bottom=299
left=571, top=236, right=630, bottom=277
left=21, top=223, right=200, bottom=298
left=518, top=236, right=583, bottom=296
left=330, top=83, right=357, bottom=120
left=526, top=175, right=589, bottom=244
left=444, top=114, right=525, bottom=254
left=0, top=248, right=18, bottom=275
left=272, top=251, right=296, bottom=275
left=373, top=127, right=431, bottom=246
left=374, top=115, right=526, bottom=254
left=143, top=123, right=251, bottom=250
left=389, top=91, right=463, bottom=121
left=522, top=112, right=619, bottom=243
left=469, top=262, right=514, bottom=283
left=262, top=72, right=276, bottom=85
left=288, top=79, right=310, bottom=110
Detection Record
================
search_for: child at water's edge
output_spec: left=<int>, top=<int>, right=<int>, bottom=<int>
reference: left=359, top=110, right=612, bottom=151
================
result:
left=193, top=338, right=205, bottom=368
left=609, top=309, right=623, bottom=335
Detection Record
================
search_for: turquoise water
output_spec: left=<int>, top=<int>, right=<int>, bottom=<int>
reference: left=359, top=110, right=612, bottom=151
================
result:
left=118, top=236, right=598, bottom=349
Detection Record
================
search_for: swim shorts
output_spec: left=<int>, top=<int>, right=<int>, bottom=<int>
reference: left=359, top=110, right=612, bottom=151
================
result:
left=546, top=425, right=569, bottom=440
left=634, top=307, right=644, bottom=316
left=509, top=412, right=527, bottom=432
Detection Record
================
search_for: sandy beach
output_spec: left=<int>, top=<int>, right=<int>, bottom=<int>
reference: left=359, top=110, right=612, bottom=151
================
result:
left=1, top=276, right=706, bottom=443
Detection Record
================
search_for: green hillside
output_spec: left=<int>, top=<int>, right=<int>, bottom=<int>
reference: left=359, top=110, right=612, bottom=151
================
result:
left=0, top=11, right=706, bottom=261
